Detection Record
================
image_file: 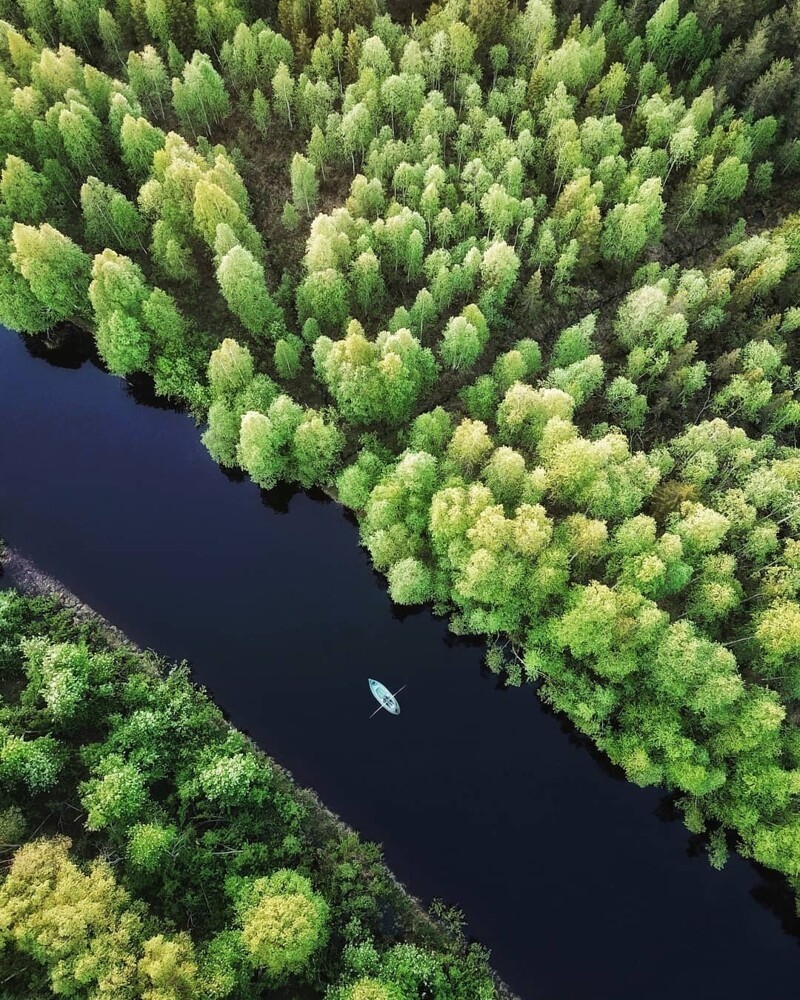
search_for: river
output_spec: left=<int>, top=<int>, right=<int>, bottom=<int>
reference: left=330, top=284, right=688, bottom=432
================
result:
left=1, top=326, right=799, bottom=998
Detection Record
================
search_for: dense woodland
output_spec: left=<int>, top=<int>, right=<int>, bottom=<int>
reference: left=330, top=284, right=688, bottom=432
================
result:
left=1, top=0, right=800, bottom=982
left=0, top=584, right=498, bottom=998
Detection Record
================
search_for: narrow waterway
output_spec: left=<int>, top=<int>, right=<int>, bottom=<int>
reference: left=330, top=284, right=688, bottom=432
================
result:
left=1, top=327, right=799, bottom=999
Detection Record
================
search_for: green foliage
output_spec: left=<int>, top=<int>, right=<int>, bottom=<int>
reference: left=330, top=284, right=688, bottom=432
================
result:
left=3, top=0, right=800, bottom=939
left=10, top=222, right=91, bottom=325
left=0, top=591, right=497, bottom=999
left=313, top=324, right=437, bottom=426
left=217, top=244, right=283, bottom=338
left=238, top=869, right=329, bottom=979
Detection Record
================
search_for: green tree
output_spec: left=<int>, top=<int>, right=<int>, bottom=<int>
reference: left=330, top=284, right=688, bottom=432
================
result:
left=274, top=335, right=303, bottom=380
left=138, top=934, right=201, bottom=997
left=11, top=222, right=91, bottom=325
left=440, top=314, right=483, bottom=371
left=290, top=153, right=318, bottom=217
left=81, top=757, right=148, bottom=830
left=239, top=870, right=329, bottom=981
left=0, top=837, right=141, bottom=996
left=296, top=268, right=350, bottom=334
left=89, top=248, right=151, bottom=374
left=1, top=155, right=50, bottom=223
left=80, top=176, right=145, bottom=252
left=172, top=53, right=230, bottom=137
left=272, top=62, right=296, bottom=129
left=57, top=100, right=105, bottom=175
left=119, top=114, right=166, bottom=180
left=127, top=46, right=170, bottom=120
left=217, top=244, right=283, bottom=339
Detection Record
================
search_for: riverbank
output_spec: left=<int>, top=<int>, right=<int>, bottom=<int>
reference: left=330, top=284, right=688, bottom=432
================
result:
left=0, top=539, right=517, bottom=999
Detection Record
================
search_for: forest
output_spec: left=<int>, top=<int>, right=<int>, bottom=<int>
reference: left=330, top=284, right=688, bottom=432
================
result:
left=0, top=581, right=498, bottom=998
left=0, top=0, right=800, bottom=983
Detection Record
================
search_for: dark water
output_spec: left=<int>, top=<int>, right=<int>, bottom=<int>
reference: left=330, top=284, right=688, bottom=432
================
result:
left=1, top=327, right=799, bottom=999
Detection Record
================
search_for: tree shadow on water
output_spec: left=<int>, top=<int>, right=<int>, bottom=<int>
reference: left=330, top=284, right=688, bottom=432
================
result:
left=259, top=481, right=300, bottom=514
left=751, top=867, right=800, bottom=942
left=258, top=482, right=334, bottom=515
left=123, top=370, right=186, bottom=411
left=653, top=792, right=800, bottom=946
left=20, top=323, right=95, bottom=369
left=217, top=464, right=247, bottom=484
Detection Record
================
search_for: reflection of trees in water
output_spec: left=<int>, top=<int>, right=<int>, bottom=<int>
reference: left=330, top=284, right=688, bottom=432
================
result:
left=124, top=369, right=184, bottom=410
left=19, top=322, right=94, bottom=369
left=752, top=867, right=800, bottom=941
left=653, top=792, right=800, bottom=945
left=258, top=482, right=332, bottom=515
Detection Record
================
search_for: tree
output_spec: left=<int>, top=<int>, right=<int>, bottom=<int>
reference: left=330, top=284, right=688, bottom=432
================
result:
left=89, top=248, right=151, bottom=374
left=480, top=240, right=519, bottom=308
left=333, top=979, right=402, bottom=1000
left=251, top=88, right=270, bottom=137
left=272, top=62, right=295, bottom=129
left=98, top=8, right=124, bottom=67
left=547, top=355, right=605, bottom=407
left=290, top=153, right=318, bottom=217
left=127, top=46, right=170, bottom=119
left=313, top=325, right=436, bottom=426
left=497, top=384, right=575, bottom=451
left=482, top=446, right=527, bottom=506
left=127, top=822, right=178, bottom=872
left=708, top=156, right=748, bottom=213
left=467, top=0, right=511, bottom=48
left=351, top=250, right=386, bottom=317
left=272, top=332, right=302, bottom=380
left=81, top=757, right=147, bottom=830
left=207, top=338, right=254, bottom=399
left=0, top=231, right=53, bottom=333
left=293, top=410, right=344, bottom=486
left=550, top=314, right=596, bottom=369
left=172, top=53, right=230, bottom=137
left=80, top=176, right=145, bottom=252
left=238, top=870, right=329, bottom=980
left=296, top=268, right=350, bottom=334
left=0, top=837, right=141, bottom=996
left=151, top=219, right=197, bottom=282
left=57, top=100, right=105, bottom=175
left=217, top=244, right=283, bottom=339
left=606, top=376, right=648, bottom=430
left=340, top=102, right=373, bottom=171
left=1, top=155, right=50, bottom=223
left=447, top=418, right=493, bottom=474
left=119, top=114, right=166, bottom=180
left=192, top=179, right=260, bottom=257
left=388, top=557, right=432, bottom=604
left=54, top=0, right=101, bottom=54
left=440, top=314, right=483, bottom=371
left=0, top=733, right=62, bottom=793
left=138, top=934, right=201, bottom=996
left=601, top=179, right=665, bottom=264
left=11, top=222, right=91, bottom=324
left=552, top=582, right=667, bottom=681
left=238, top=402, right=296, bottom=489
left=164, top=0, right=196, bottom=53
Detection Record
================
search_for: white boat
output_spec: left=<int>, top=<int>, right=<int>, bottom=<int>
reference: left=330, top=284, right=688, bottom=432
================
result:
left=368, top=677, right=405, bottom=716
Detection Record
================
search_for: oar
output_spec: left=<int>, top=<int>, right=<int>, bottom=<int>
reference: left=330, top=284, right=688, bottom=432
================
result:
left=369, top=684, right=407, bottom=718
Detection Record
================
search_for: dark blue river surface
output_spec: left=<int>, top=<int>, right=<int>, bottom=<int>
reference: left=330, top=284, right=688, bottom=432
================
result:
left=1, top=327, right=799, bottom=998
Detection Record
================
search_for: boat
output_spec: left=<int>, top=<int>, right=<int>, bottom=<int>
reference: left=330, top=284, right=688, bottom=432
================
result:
left=368, top=678, right=405, bottom=716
